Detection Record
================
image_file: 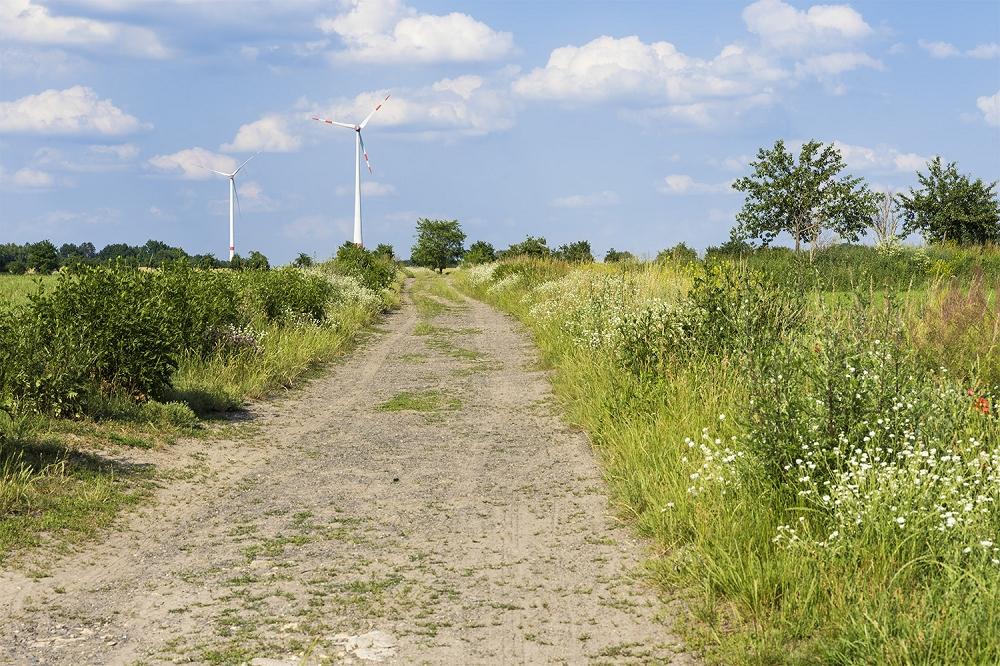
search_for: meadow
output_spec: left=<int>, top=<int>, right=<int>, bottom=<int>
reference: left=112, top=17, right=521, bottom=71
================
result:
left=0, top=250, right=399, bottom=559
left=455, top=245, right=1000, bottom=664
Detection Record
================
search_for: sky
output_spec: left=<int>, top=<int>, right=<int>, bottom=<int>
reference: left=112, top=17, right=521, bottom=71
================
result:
left=1, top=0, right=999, bottom=263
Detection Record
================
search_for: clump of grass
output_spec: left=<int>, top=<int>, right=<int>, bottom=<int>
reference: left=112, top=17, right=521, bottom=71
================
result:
left=376, top=390, right=460, bottom=413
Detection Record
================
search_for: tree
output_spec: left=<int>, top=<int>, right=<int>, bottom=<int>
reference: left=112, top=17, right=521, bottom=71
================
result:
left=374, top=243, right=395, bottom=260
left=411, top=218, right=466, bottom=273
left=27, top=240, right=59, bottom=273
left=229, top=253, right=245, bottom=271
left=292, top=252, right=314, bottom=268
left=732, top=139, right=878, bottom=260
left=464, top=240, right=496, bottom=265
left=898, top=157, right=1000, bottom=245
left=554, top=240, right=594, bottom=263
left=604, top=248, right=635, bottom=263
left=655, top=242, right=698, bottom=264
left=499, top=236, right=550, bottom=259
left=245, top=250, right=270, bottom=271
left=869, top=190, right=903, bottom=248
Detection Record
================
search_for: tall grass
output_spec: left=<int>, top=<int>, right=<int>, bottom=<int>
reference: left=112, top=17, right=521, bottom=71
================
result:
left=456, top=256, right=1000, bottom=664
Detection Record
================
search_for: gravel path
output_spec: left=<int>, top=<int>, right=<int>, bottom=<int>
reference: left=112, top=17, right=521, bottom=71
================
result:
left=0, top=280, right=693, bottom=665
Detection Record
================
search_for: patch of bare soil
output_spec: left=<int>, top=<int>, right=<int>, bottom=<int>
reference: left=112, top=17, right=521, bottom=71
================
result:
left=0, top=284, right=694, bottom=664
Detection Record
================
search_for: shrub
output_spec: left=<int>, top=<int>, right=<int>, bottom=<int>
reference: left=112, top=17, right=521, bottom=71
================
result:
left=330, top=242, right=396, bottom=291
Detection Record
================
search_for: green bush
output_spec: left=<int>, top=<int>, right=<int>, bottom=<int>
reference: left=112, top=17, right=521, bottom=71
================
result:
left=330, top=242, right=396, bottom=291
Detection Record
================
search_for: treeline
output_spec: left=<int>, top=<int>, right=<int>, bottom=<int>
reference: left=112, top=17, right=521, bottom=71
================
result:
left=0, top=239, right=274, bottom=274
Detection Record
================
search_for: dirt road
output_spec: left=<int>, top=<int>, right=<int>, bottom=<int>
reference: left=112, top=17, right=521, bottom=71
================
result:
left=0, top=282, right=692, bottom=664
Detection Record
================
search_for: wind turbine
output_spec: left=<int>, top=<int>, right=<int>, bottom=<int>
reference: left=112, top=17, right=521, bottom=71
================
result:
left=200, top=153, right=257, bottom=260
left=312, top=94, right=390, bottom=247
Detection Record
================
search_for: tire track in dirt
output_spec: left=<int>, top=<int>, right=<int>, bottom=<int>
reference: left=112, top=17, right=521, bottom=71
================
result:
left=0, top=280, right=694, bottom=665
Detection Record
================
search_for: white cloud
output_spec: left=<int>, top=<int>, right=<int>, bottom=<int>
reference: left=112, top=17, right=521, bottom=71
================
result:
left=30, top=142, right=138, bottom=173
left=0, top=86, right=146, bottom=135
left=237, top=180, right=279, bottom=211
left=968, top=43, right=1000, bottom=59
left=743, top=0, right=872, bottom=53
left=658, top=174, right=733, bottom=195
left=919, top=40, right=960, bottom=58
left=0, top=0, right=168, bottom=58
left=512, top=1, right=878, bottom=123
left=718, top=154, right=752, bottom=171
left=977, top=90, right=1000, bottom=127
left=513, top=36, right=786, bottom=104
left=337, top=181, right=396, bottom=196
left=318, top=0, right=513, bottom=64
left=148, top=147, right=238, bottom=180
left=919, top=40, right=999, bottom=59
left=795, top=51, right=882, bottom=77
left=222, top=114, right=302, bottom=153
left=89, top=143, right=139, bottom=161
left=0, top=46, right=82, bottom=76
left=309, top=75, right=516, bottom=137
left=6, top=167, right=53, bottom=188
left=831, top=141, right=930, bottom=173
left=551, top=190, right=620, bottom=208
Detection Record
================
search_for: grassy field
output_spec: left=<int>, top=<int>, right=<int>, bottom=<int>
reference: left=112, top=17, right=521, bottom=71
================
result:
left=0, top=256, right=400, bottom=563
left=455, top=252, right=1000, bottom=665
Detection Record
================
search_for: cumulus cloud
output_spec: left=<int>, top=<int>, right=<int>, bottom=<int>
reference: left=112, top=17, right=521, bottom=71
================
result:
left=222, top=114, right=302, bottom=153
left=742, top=0, right=872, bottom=53
left=831, top=141, right=929, bottom=173
left=513, top=36, right=786, bottom=104
left=550, top=190, right=620, bottom=208
left=919, top=40, right=999, bottom=59
left=658, top=175, right=734, bottom=195
left=0, top=0, right=168, bottom=58
left=978, top=90, right=1000, bottom=127
left=148, top=147, right=238, bottom=180
left=317, top=0, right=513, bottom=63
left=308, top=75, right=516, bottom=137
left=30, top=143, right=138, bottom=172
left=0, top=86, right=146, bottom=135
left=512, top=1, right=879, bottom=124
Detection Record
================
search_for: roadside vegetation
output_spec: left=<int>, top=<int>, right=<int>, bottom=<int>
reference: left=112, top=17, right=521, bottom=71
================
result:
left=0, top=242, right=399, bottom=561
left=446, top=147, right=999, bottom=664
left=455, top=250, right=1000, bottom=663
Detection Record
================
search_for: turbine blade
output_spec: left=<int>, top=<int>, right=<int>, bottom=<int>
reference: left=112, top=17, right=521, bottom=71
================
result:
left=359, top=132, right=373, bottom=174
left=196, top=163, right=233, bottom=177
left=233, top=178, right=243, bottom=223
left=358, top=94, right=390, bottom=129
left=232, top=152, right=258, bottom=175
left=311, top=116, right=355, bottom=129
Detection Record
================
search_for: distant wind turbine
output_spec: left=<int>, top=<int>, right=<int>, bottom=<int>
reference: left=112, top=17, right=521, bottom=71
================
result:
left=200, top=153, right=257, bottom=260
left=312, top=94, right=390, bottom=247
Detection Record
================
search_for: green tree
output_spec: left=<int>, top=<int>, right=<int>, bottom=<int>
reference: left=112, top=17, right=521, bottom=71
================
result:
left=229, top=253, right=245, bottom=271
left=604, top=248, right=635, bottom=263
left=245, top=250, right=270, bottom=271
left=464, top=240, right=496, bottom=265
left=374, top=243, right=395, bottom=260
left=411, top=218, right=466, bottom=273
left=732, top=139, right=878, bottom=260
left=333, top=241, right=395, bottom=290
left=27, top=240, right=59, bottom=273
left=898, top=157, right=1000, bottom=245
left=292, top=252, right=314, bottom=268
left=499, top=236, right=550, bottom=259
left=554, top=240, right=594, bottom=263
left=655, top=242, right=698, bottom=264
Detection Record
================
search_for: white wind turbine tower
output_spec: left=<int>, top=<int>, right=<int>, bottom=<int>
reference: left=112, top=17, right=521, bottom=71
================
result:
left=200, top=154, right=257, bottom=260
left=312, top=94, right=390, bottom=247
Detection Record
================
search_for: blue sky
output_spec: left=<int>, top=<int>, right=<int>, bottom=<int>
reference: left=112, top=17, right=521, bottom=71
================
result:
left=1, top=0, right=998, bottom=262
